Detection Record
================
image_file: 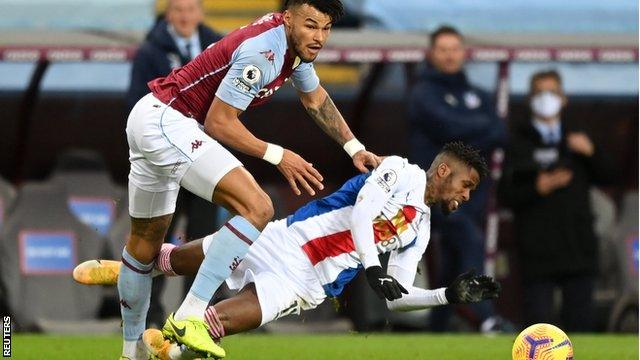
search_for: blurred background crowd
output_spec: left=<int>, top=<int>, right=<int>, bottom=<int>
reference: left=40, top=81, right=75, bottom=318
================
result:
left=0, top=0, right=637, bottom=336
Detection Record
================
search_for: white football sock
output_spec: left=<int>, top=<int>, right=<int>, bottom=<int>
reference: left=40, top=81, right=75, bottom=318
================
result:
left=174, top=292, right=208, bottom=321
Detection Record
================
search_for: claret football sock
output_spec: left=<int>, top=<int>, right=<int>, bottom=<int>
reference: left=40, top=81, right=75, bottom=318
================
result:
left=174, top=215, right=260, bottom=321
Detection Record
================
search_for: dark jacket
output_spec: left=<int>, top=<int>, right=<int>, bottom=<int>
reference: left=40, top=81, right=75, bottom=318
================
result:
left=126, top=19, right=222, bottom=110
left=498, top=118, right=612, bottom=280
left=407, top=65, right=507, bottom=219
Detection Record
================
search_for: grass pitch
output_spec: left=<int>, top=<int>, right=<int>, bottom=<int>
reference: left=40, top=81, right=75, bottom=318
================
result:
left=10, top=333, right=639, bottom=359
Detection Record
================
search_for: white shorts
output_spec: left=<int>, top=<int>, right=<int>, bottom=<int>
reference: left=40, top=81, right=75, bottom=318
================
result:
left=226, top=219, right=326, bottom=326
left=126, top=93, right=242, bottom=218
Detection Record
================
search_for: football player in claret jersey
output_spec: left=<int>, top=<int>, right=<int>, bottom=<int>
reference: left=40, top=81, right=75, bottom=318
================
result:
left=75, top=143, right=501, bottom=359
left=115, top=0, right=380, bottom=358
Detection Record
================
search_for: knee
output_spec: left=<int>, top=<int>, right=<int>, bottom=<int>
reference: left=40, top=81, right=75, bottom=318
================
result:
left=240, top=193, right=273, bottom=230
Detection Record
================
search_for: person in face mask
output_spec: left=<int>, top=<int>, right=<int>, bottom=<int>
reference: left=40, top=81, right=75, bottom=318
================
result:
left=498, top=70, right=612, bottom=332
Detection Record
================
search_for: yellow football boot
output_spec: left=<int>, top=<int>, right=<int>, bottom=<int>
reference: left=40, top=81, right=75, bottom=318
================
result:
left=162, top=313, right=225, bottom=359
left=73, top=259, right=121, bottom=285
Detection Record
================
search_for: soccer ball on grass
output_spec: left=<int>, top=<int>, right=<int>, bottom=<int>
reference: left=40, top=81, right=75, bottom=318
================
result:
left=512, top=323, right=573, bottom=360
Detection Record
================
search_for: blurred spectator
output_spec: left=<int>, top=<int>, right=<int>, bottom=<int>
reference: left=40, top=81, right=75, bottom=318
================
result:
left=126, top=0, right=223, bottom=328
left=407, top=25, right=507, bottom=332
left=126, top=0, right=222, bottom=110
left=498, top=70, right=612, bottom=332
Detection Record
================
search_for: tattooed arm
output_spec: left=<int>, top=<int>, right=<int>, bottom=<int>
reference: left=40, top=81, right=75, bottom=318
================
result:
left=298, top=85, right=381, bottom=172
left=298, top=85, right=354, bottom=145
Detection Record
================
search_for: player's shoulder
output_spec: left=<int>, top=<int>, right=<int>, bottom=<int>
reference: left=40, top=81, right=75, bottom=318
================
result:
left=233, top=15, right=286, bottom=58
left=376, top=156, right=410, bottom=171
left=232, top=33, right=286, bottom=80
left=366, top=156, right=409, bottom=191
left=372, top=156, right=425, bottom=188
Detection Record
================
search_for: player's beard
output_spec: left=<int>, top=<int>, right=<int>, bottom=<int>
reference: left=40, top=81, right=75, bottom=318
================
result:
left=439, top=177, right=457, bottom=216
left=290, top=34, right=317, bottom=63
left=440, top=200, right=453, bottom=215
left=440, top=198, right=460, bottom=216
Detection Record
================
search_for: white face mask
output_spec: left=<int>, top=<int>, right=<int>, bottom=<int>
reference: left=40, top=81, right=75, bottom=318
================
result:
left=531, top=91, right=562, bottom=118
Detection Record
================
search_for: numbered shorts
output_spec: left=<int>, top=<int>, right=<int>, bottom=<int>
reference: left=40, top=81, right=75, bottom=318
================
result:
left=226, top=219, right=326, bottom=326
left=126, top=93, right=242, bottom=218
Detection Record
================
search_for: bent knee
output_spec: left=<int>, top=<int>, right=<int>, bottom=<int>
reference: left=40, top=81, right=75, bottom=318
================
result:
left=239, top=194, right=273, bottom=230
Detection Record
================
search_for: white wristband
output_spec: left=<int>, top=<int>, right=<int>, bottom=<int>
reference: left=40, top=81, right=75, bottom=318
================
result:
left=343, top=138, right=365, bottom=157
left=262, top=143, right=284, bottom=165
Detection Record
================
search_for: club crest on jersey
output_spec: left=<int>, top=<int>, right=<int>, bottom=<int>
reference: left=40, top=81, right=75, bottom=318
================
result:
left=260, top=50, right=275, bottom=62
left=242, top=65, right=261, bottom=85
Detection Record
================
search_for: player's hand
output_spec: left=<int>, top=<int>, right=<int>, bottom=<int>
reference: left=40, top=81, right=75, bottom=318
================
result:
left=445, top=269, right=501, bottom=304
left=277, top=149, right=324, bottom=196
left=352, top=150, right=382, bottom=173
left=365, top=266, right=408, bottom=301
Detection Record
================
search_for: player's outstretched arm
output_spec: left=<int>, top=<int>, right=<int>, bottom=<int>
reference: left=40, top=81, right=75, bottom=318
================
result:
left=384, top=268, right=501, bottom=311
left=205, top=97, right=323, bottom=196
left=298, top=85, right=381, bottom=172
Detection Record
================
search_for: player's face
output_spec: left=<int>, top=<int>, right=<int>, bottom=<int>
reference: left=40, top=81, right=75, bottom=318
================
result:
left=284, top=5, right=333, bottom=63
left=429, top=34, right=465, bottom=74
left=437, top=163, right=479, bottom=215
left=166, top=0, right=203, bottom=38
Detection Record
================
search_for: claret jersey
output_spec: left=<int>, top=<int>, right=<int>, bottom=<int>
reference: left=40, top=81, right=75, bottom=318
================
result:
left=149, top=13, right=320, bottom=123
left=284, top=156, right=431, bottom=297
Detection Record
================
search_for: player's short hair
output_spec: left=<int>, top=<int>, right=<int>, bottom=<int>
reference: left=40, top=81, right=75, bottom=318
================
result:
left=285, top=0, right=344, bottom=23
left=166, top=0, right=203, bottom=10
left=529, top=69, right=563, bottom=95
left=430, top=25, right=464, bottom=46
left=440, top=141, right=488, bottom=179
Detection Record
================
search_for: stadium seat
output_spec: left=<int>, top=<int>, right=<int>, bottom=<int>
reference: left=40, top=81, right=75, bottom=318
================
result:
left=0, top=182, right=105, bottom=330
left=51, top=171, right=126, bottom=242
left=607, top=191, right=639, bottom=332
left=591, top=188, right=618, bottom=285
left=49, top=150, right=127, bottom=253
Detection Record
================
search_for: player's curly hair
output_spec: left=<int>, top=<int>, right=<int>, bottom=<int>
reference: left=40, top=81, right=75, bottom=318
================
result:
left=441, top=141, right=489, bottom=179
left=285, top=0, right=344, bottom=23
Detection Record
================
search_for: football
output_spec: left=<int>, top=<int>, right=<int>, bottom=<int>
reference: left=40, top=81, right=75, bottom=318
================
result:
left=512, top=323, right=574, bottom=360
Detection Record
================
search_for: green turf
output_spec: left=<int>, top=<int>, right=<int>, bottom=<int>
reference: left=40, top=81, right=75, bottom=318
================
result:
left=10, top=333, right=639, bottom=359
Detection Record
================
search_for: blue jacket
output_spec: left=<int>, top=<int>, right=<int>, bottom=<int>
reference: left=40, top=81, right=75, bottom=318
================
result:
left=407, top=65, right=507, bottom=219
left=126, top=19, right=223, bottom=110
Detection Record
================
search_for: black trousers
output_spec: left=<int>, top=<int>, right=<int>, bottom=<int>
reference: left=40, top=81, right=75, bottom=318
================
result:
left=522, top=274, right=595, bottom=332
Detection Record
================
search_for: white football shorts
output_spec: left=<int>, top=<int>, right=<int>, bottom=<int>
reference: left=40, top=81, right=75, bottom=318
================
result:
left=226, top=219, right=326, bottom=326
left=126, top=93, right=242, bottom=218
